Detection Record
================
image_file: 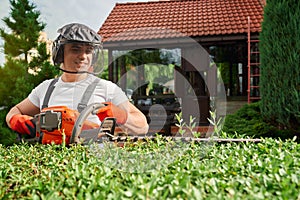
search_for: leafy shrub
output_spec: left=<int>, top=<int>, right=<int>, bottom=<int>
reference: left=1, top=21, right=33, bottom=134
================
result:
left=0, top=138, right=300, bottom=199
left=0, top=109, right=17, bottom=146
left=223, top=102, right=294, bottom=139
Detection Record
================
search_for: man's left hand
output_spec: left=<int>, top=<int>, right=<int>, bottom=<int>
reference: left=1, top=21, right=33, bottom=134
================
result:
left=97, top=102, right=127, bottom=124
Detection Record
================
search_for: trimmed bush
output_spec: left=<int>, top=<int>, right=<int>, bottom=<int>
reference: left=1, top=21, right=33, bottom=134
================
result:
left=0, top=138, right=300, bottom=199
left=223, top=102, right=294, bottom=139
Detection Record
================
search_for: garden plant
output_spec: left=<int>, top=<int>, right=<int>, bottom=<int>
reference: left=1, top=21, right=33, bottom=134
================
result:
left=0, top=136, right=300, bottom=199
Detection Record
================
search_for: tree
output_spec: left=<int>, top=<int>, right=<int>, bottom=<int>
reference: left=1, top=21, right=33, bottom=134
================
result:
left=1, top=0, right=45, bottom=63
left=0, top=0, right=59, bottom=108
left=260, top=0, right=300, bottom=134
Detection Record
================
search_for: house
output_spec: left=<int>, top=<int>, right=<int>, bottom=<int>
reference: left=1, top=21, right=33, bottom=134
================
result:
left=98, top=0, right=264, bottom=134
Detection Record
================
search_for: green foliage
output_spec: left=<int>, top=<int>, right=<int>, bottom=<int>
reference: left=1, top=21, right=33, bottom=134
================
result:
left=0, top=58, right=31, bottom=107
left=0, top=109, right=17, bottom=146
left=0, top=0, right=59, bottom=108
left=259, top=0, right=300, bottom=131
left=28, top=61, right=60, bottom=87
left=11, top=76, right=34, bottom=106
left=0, top=138, right=300, bottom=199
left=223, top=102, right=295, bottom=139
left=0, top=0, right=45, bottom=61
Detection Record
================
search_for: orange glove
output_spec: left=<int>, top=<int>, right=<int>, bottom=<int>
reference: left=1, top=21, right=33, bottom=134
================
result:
left=97, top=102, right=128, bottom=124
left=9, top=114, right=36, bottom=137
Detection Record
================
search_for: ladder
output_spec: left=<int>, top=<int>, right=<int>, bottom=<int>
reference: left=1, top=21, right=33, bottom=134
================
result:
left=247, top=16, right=261, bottom=103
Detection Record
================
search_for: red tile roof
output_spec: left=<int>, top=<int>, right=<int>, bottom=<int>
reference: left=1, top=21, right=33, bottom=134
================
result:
left=99, top=0, right=264, bottom=42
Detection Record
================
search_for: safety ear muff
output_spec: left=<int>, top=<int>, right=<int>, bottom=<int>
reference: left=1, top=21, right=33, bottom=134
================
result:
left=52, top=37, right=64, bottom=65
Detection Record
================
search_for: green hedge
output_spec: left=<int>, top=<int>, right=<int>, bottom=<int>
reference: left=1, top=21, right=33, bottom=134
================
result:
left=0, top=138, right=299, bottom=199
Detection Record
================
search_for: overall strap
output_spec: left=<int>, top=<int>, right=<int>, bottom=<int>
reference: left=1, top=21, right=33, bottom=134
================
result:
left=42, top=78, right=59, bottom=109
left=77, top=78, right=100, bottom=113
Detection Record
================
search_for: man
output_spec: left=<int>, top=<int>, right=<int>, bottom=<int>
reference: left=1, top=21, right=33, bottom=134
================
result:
left=6, top=23, right=148, bottom=140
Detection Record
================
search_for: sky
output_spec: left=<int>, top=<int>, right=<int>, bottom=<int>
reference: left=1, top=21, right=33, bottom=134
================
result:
left=0, top=0, right=150, bottom=65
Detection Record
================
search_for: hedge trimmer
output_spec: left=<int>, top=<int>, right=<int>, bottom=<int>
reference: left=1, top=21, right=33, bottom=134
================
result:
left=34, top=103, right=262, bottom=145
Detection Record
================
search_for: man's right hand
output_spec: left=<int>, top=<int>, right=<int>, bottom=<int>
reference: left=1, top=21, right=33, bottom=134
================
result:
left=9, top=114, right=36, bottom=137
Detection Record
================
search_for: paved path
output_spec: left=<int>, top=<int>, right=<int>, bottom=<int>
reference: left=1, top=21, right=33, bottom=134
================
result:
left=226, top=100, right=247, bottom=114
left=218, top=100, right=248, bottom=116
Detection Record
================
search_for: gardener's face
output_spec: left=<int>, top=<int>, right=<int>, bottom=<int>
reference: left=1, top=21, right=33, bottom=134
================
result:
left=63, top=43, right=94, bottom=72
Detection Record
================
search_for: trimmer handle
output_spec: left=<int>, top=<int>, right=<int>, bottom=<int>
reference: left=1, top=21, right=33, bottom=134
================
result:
left=70, top=103, right=106, bottom=144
